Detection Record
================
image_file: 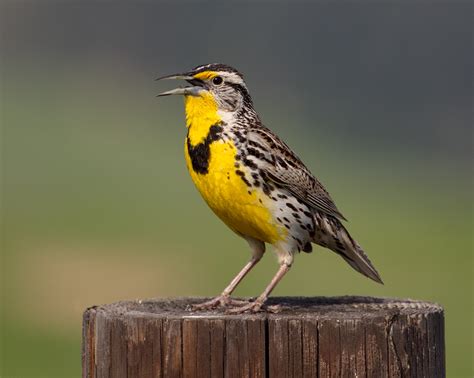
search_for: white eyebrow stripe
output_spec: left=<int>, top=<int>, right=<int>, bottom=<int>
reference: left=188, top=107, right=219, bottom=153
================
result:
left=218, top=72, right=246, bottom=86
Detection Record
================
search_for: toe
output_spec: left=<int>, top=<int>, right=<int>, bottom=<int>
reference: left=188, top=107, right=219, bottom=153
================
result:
left=266, top=304, right=282, bottom=313
left=190, top=298, right=220, bottom=311
left=226, top=301, right=263, bottom=314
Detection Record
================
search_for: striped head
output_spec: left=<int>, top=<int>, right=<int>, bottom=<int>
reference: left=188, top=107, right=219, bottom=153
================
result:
left=157, top=63, right=255, bottom=122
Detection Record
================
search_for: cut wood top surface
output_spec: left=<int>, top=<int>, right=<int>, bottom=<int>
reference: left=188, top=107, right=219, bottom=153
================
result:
left=83, top=296, right=446, bottom=377
left=86, top=296, right=443, bottom=319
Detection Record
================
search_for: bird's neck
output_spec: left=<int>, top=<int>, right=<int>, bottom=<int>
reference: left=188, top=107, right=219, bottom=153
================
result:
left=185, top=93, right=222, bottom=146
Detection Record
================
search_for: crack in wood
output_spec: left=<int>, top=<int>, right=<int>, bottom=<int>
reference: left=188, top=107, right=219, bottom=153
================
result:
left=82, top=297, right=445, bottom=377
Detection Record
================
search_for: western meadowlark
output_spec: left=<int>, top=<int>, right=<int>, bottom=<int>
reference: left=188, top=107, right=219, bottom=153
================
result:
left=157, top=63, right=382, bottom=313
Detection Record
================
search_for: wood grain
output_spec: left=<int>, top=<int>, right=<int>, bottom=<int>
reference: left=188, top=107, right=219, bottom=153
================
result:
left=82, top=297, right=445, bottom=377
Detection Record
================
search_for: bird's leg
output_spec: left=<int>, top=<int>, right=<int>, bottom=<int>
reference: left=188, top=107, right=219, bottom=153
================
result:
left=191, top=257, right=261, bottom=310
left=227, top=263, right=291, bottom=314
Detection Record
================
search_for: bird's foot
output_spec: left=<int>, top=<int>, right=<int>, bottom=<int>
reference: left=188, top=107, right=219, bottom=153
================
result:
left=190, top=295, right=250, bottom=311
left=226, top=301, right=262, bottom=314
left=266, top=304, right=283, bottom=313
left=225, top=300, right=282, bottom=314
left=226, top=299, right=282, bottom=315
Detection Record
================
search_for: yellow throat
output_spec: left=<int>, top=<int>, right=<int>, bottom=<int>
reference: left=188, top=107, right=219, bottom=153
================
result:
left=185, top=92, right=220, bottom=145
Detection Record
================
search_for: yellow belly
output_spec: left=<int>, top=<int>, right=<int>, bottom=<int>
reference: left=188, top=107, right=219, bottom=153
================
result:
left=184, top=138, right=283, bottom=244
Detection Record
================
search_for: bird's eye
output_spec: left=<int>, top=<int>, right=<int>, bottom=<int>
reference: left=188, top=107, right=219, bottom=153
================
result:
left=212, top=76, right=223, bottom=85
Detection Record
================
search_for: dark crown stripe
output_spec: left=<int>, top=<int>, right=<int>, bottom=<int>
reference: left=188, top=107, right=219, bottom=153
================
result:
left=192, top=63, right=243, bottom=78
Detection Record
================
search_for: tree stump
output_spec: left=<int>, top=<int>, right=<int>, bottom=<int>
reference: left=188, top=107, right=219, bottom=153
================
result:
left=82, top=297, right=445, bottom=378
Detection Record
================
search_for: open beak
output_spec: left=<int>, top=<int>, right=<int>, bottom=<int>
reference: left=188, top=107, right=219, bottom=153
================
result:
left=156, top=72, right=205, bottom=97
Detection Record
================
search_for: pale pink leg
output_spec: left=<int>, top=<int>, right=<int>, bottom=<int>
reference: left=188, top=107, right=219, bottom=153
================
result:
left=192, top=257, right=261, bottom=310
left=227, top=263, right=291, bottom=314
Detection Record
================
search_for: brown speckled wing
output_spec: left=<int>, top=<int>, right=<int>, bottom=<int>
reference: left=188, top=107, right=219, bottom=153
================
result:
left=248, top=127, right=347, bottom=221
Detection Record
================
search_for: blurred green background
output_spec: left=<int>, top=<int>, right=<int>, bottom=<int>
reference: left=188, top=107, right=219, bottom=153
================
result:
left=1, top=2, right=472, bottom=377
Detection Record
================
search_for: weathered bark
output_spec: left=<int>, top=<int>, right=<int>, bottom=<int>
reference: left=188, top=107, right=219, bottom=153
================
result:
left=82, top=297, right=445, bottom=377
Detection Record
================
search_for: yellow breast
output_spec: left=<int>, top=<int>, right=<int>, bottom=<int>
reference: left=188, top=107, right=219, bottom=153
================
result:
left=184, top=139, right=282, bottom=244
left=183, top=94, right=283, bottom=244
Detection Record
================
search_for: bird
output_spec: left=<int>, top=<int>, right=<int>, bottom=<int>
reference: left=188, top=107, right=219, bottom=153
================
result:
left=156, top=63, right=382, bottom=313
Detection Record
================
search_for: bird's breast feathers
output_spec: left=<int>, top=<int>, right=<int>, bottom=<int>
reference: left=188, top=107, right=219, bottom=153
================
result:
left=182, top=92, right=284, bottom=243
left=184, top=130, right=285, bottom=244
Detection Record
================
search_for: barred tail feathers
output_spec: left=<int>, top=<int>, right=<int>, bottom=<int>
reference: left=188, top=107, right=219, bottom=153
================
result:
left=313, top=212, right=383, bottom=284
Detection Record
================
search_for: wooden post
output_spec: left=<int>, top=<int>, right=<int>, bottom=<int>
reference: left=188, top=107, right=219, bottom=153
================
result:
left=82, top=297, right=445, bottom=378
